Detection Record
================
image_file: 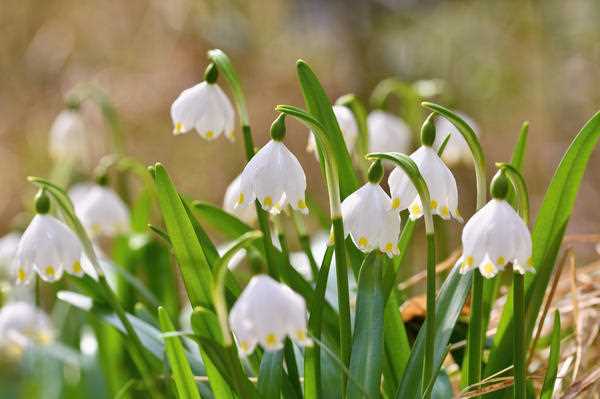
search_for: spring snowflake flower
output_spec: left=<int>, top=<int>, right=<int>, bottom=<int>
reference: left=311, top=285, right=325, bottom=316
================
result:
left=49, top=109, right=89, bottom=164
left=12, top=215, right=84, bottom=284
left=433, top=113, right=479, bottom=166
left=170, top=64, right=235, bottom=141
left=235, top=139, right=307, bottom=215
left=341, top=185, right=401, bottom=257
left=367, top=110, right=412, bottom=155
left=458, top=199, right=533, bottom=278
left=223, top=174, right=257, bottom=225
left=70, top=183, right=130, bottom=237
left=0, top=302, right=54, bottom=359
left=388, top=127, right=461, bottom=222
left=229, top=275, right=311, bottom=355
left=307, top=105, right=358, bottom=158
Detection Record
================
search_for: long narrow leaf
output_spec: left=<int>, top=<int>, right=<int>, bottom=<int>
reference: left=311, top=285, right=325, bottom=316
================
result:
left=257, top=351, right=283, bottom=399
left=158, top=307, right=202, bottom=399
left=540, top=311, right=561, bottom=399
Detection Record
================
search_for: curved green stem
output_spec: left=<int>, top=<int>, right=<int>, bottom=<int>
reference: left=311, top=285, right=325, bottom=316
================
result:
left=497, top=163, right=530, bottom=223
left=337, top=94, right=370, bottom=175
left=421, top=102, right=488, bottom=389
left=365, top=152, right=436, bottom=396
left=371, top=78, right=422, bottom=134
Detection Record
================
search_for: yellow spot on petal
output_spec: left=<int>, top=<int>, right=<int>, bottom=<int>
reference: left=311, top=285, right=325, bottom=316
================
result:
left=72, top=261, right=82, bottom=274
left=263, top=196, right=273, bottom=207
left=237, top=192, right=245, bottom=205
left=441, top=206, right=450, bottom=217
left=206, top=130, right=214, bottom=139
left=91, top=223, right=102, bottom=236
left=496, top=256, right=506, bottom=265
left=295, top=330, right=307, bottom=342
left=410, top=203, right=422, bottom=215
left=384, top=242, right=394, bottom=252
left=391, top=198, right=401, bottom=210
left=297, top=199, right=307, bottom=209
left=265, top=333, right=278, bottom=348
left=358, top=237, right=369, bottom=248
left=45, top=265, right=56, bottom=278
left=455, top=209, right=462, bottom=219
left=483, top=262, right=495, bottom=275
left=527, top=257, right=533, bottom=267
left=173, top=122, right=184, bottom=134
left=465, top=256, right=474, bottom=266
left=240, top=341, right=250, bottom=353
left=17, top=267, right=26, bottom=283
left=430, top=200, right=438, bottom=209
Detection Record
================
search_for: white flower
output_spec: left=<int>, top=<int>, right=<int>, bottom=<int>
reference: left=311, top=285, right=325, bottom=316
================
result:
left=0, top=302, right=54, bottom=359
left=49, top=110, right=89, bottom=164
left=367, top=110, right=412, bottom=155
left=235, top=140, right=308, bottom=215
left=458, top=199, right=533, bottom=278
left=388, top=145, right=461, bottom=222
left=229, top=275, right=311, bottom=355
left=12, top=214, right=84, bottom=284
left=307, top=105, right=358, bottom=158
left=433, top=113, right=479, bottom=166
left=341, top=183, right=401, bottom=257
left=70, top=183, right=130, bottom=237
left=223, top=174, right=257, bottom=225
left=171, top=81, right=235, bottom=141
left=0, top=233, right=20, bottom=276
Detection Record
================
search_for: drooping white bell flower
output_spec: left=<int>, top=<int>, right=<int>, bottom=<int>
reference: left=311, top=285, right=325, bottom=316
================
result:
left=69, top=183, right=130, bottom=238
left=458, top=198, right=533, bottom=278
left=12, top=214, right=84, bottom=284
left=307, top=105, right=358, bottom=159
left=341, top=161, right=401, bottom=257
left=229, top=275, right=311, bottom=355
left=235, top=137, right=307, bottom=215
left=171, top=64, right=235, bottom=141
left=367, top=110, right=412, bottom=155
left=0, top=302, right=54, bottom=359
left=388, top=145, right=461, bottom=222
left=49, top=109, right=90, bottom=165
left=223, top=174, right=257, bottom=225
left=433, top=112, right=479, bottom=166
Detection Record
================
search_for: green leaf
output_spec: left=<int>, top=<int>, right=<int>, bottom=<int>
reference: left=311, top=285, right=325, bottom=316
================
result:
left=152, top=163, right=213, bottom=308
left=484, top=111, right=600, bottom=394
left=158, top=307, right=202, bottom=399
left=192, top=200, right=253, bottom=242
left=540, top=311, right=560, bottom=399
left=296, top=60, right=359, bottom=199
left=347, top=253, right=385, bottom=399
left=395, top=268, right=473, bottom=398
left=336, top=94, right=369, bottom=172
left=382, top=293, right=411, bottom=396
left=258, top=351, right=283, bottom=399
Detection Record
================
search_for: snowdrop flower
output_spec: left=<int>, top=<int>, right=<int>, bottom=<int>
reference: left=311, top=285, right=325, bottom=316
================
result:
left=223, top=174, right=257, bottom=225
left=0, top=302, right=54, bottom=359
left=341, top=161, right=401, bottom=257
left=49, top=108, right=89, bottom=165
left=367, top=110, right=412, bottom=155
left=433, top=112, right=479, bottom=166
left=458, top=172, right=533, bottom=278
left=171, top=63, right=235, bottom=141
left=235, top=115, right=307, bottom=215
left=229, top=275, right=310, bottom=355
left=307, top=105, right=358, bottom=158
left=12, top=192, right=84, bottom=284
left=388, top=116, right=461, bottom=222
left=69, top=183, right=130, bottom=237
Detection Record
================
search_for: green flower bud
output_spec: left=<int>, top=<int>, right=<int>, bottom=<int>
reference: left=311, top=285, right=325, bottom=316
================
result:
left=420, top=113, right=437, bottom=147
left=270, top=114, right=286, bottom=141
left=34, top=189, right=51, bottom=214
left=204, top=63, right=218, bottom=84
left=367, top=160, right=384, bottom=184
left=490, top=170, right=509, bottom=199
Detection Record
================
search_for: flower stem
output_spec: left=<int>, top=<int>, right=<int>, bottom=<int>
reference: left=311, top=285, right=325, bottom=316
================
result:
left=332, top=216, right=352, bottom=390
left=422, top=233, right=436, bottom=398
left=513, top=273, right=526, bottom=399
left=467, top=272, right=484, bottom=385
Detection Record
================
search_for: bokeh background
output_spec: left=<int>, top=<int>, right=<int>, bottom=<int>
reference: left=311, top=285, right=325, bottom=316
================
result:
left=2, top=0, right=600, bottom=251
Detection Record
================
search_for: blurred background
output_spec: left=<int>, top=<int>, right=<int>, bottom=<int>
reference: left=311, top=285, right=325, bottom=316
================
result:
left=2, top=0, right=600, bottom=253
left=2, top=1, right=600, bottom=397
